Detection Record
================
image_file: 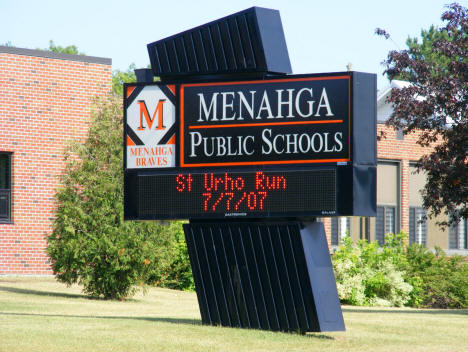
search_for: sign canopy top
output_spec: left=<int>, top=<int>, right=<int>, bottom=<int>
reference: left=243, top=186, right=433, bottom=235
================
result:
left=147, top=7, right=292, bottom=79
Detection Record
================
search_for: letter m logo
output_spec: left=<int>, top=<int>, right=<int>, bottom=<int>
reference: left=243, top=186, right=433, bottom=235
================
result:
left=137, top=99, right=166, bottom=130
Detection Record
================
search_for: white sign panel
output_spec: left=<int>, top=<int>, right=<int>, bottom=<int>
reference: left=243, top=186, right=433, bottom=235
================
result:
left=126, top=85, right=176, bottom=169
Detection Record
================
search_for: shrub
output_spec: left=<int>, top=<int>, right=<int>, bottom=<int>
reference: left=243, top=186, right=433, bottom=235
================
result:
left=332, top=236, right=412, bottom=307
left=405, top=245, right=468, bottom=308
left=150, top=223, right=195, bottom=291
left=47, top=96, right=192, bottom=299
left=333, top=257, right=367, bottom=305
left=332, top=232, right=468, bottom=308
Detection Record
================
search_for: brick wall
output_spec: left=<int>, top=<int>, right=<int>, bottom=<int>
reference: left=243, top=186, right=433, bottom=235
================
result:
left=376, top=124, right=437, bottom=234
left=0, top=47, right=111, bottom=275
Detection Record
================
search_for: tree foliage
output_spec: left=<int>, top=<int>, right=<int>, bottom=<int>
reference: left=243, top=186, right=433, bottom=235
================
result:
left=376, top=3, right=467, bottom=226
left=112, top=63, right=137, bottom=96
left=46, top=40, right=84, bottom=55
left=47, top=95, right=191, bottom=299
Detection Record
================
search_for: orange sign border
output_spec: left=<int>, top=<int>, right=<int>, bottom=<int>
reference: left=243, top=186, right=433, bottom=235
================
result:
left=180, top=75, right=351, bottom=167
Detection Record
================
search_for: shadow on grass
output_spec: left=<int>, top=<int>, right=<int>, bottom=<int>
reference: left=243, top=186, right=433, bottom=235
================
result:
left=0, top=286, right=86, bottom=300
left=342, top=307, right=468, bottom=315
left=0, top=286, right=141, bottom=302
left=304, top=333, right=334, bottom=340
left=0, top=311, right=201, bottom=326
left=0, top=312, right=335, bottom=339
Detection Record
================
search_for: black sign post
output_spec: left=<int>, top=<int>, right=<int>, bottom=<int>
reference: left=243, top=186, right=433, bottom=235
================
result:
left=124, top=7, right=376, bottom=333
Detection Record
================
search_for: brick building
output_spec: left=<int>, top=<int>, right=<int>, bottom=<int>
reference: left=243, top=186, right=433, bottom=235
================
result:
left=0, top=46, right=111, bottom=274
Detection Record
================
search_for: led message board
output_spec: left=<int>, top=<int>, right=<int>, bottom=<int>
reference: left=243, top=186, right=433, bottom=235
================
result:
left=124, top=72, right=376, bottom=220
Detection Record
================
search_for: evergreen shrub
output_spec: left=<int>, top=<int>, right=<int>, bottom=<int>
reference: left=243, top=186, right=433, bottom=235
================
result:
left=47, top=95, right=193, bottom=299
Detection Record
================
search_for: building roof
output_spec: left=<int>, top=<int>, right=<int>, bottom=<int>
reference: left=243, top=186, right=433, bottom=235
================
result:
left=377, top=80, right=411, bottom=106
left=377, top=80, right=412, bottom=122
left=0, top=45, right=111, bottom=65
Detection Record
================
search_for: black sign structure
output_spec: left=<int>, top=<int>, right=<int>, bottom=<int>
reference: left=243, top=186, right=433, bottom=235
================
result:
left=124, top=72, right=376, bottom=220
left=125, top=6, right=376, bottom=334
left=147, top=7, right=292, bottom=79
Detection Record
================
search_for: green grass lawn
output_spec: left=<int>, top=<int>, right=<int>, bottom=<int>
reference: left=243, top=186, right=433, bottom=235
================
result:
left=1, top=277, right=467, bottom=352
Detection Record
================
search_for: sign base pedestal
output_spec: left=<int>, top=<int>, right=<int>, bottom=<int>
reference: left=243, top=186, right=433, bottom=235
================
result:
left=183, top=220, right=345, bottom=332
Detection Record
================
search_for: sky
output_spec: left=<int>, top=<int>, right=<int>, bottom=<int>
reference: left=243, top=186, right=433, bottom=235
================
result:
left=0, top=0, right=456, bottom=90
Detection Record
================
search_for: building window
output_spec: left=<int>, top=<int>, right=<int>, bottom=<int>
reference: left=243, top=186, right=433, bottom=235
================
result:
left=396, top=127, right=404, bottom=140
left=376, top=206, right=395, bottom=245
left=449, top=218, right=467, bottom=250
left=0, top=153, right=12, bottom=222
left=360, top=217, right=371, bottom=242
left=409, top=207, right=427, bottom=246
left=376, top=161, right=399, bottom=245
left=331, top=217, right=350, bottom=246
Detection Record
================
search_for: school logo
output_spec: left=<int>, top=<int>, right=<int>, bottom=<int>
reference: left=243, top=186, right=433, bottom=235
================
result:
left=125, top=85, right=176, bottom=169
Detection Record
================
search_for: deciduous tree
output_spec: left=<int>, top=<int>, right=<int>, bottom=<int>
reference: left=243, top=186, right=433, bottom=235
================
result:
left=376, top=3, right=467, bottom=226
left=46, top=40, right=84, bottom=55
left=112, top=63, right=136, bottom=96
